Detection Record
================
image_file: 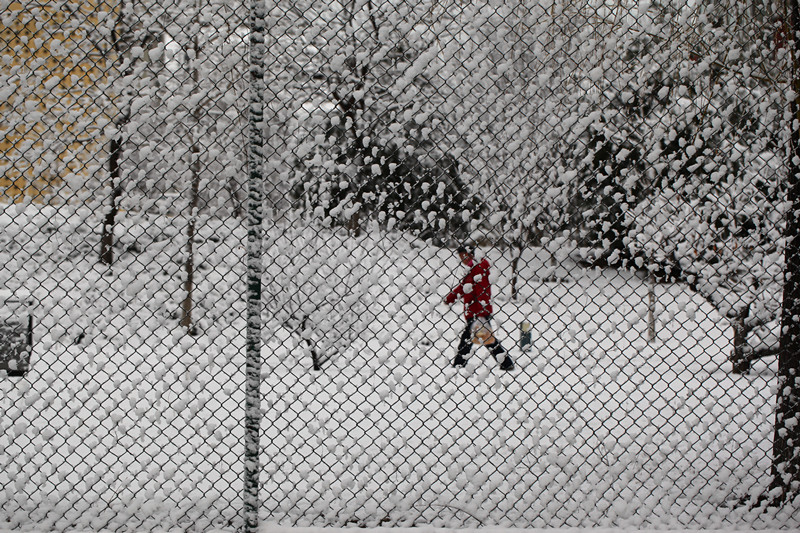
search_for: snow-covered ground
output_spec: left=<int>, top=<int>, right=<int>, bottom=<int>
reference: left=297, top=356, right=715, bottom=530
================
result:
left=0, top=207, right=797, bottom=532
left=0, top=528, right=794, bottom=533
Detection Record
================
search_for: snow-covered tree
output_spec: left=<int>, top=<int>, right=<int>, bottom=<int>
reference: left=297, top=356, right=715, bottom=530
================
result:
left=447, top=0, right=591, bottom=294
left=282, top=0, right=485, bottom=241
left=770, top=0, right=800, bottom=506
left=100, top=0, right=164, bottom=265
left=626, top=167, right=784, bottom=361
left=616, top=0, right=787, bottom=354
left=597, top=0, right=795, bottom=504
left=101, top=0, right=248, bottom=330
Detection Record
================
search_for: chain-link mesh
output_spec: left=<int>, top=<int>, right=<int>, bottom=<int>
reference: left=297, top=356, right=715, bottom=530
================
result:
left=2, top=0, right=800, bottom=531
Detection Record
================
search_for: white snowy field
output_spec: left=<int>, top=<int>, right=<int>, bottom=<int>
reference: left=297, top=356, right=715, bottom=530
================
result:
left=0, top=207, right=798, bottom=532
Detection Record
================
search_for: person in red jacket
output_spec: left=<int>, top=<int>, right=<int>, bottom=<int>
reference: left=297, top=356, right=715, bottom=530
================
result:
left=444, top=245, right=514, bottom=371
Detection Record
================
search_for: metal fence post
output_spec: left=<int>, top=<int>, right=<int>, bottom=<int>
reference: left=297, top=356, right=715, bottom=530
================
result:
left=244, top=0, right=266, bottom=531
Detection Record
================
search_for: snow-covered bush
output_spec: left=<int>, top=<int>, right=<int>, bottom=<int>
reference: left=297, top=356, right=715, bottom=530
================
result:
left=264, top=224, right=379, bottom=369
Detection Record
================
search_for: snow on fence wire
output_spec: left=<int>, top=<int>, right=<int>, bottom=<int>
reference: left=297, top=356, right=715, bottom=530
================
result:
left=1, top=0, right=800, bottom=531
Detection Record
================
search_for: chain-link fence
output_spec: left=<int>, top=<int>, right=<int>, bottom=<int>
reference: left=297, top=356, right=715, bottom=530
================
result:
left=2, top=0, right=800, bottom=531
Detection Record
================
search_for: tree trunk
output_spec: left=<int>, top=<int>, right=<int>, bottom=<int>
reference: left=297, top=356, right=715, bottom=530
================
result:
left=730, top=316, right=750, bottom=373
left=100, top=136, right=123, bottom=265
left=100, top=2, right=133, bottom=266
left=180, top=138, right=201, bottom=333
left=730, top=305, right=753, bottom=374
left=180, top=219, right=196, bottom=329
left=99, top=0, right=160, bottom=265
left=226, top=176, right=243, bottom=218
left=647, top=271, right=657, bottom=343
left=180, top=30, right=202, bottom=334
left=510, top=244, right=523, bottom=301
left=302, top=315, right=321, bottom=371
left=767, top=0, right=800, bottom=504
left=347, top=209, right=361, bottom=237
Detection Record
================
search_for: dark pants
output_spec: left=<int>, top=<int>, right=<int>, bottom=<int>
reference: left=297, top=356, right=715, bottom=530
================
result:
left=457, top=316, right=506, bottom=360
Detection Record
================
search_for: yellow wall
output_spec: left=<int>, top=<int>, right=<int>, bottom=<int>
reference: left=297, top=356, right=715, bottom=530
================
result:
left=0, top=0, right=115, bottom=203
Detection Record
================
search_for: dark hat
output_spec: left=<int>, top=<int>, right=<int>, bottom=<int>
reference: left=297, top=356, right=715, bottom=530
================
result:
left=457, top=244, right=475, bottom=255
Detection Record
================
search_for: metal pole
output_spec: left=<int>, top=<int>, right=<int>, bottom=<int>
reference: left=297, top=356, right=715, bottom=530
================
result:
left=244, top=0, right=266, bottom=530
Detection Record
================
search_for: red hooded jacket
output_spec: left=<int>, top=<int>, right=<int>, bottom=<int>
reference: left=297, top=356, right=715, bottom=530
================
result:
left=445, top=257, right=493, bottom=319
